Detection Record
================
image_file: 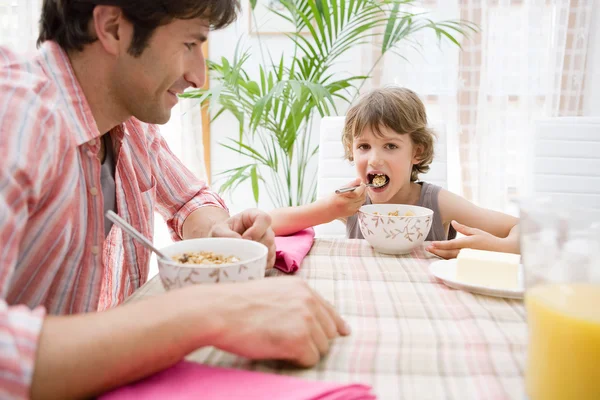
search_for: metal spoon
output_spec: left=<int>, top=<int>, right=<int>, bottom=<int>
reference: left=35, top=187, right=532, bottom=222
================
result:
left=335, top=182, right=381, bottom=194
left=105, top=210, right=171, bottom=261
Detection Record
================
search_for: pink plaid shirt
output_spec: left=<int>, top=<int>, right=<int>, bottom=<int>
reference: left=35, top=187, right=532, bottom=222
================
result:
left=0, top=42, right=227, bottom=398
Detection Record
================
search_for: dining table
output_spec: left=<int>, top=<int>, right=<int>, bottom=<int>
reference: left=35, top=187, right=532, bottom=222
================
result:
left=127, top=238, right=528, bottom=399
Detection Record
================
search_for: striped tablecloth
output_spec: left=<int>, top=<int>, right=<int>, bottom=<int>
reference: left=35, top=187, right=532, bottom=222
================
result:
left=128, top=239, right=527, bottom=399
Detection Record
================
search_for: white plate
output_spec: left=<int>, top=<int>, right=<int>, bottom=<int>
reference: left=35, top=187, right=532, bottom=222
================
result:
left=429, top=259, right=524, bottom=300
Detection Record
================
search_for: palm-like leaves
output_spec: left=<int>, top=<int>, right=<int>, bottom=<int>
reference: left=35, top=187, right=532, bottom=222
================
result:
left=183, top=0, right=477, bottom=207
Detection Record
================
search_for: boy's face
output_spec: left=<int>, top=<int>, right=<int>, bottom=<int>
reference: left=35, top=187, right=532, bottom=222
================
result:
left=352, top=125, right=421, bottom=203
left=110, top=17, right=209, bottom=124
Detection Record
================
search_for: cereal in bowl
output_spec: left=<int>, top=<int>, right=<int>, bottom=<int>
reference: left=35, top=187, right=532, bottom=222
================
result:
left=173, top=251, right=240, bottom=265
left=374, top=210, right=414, bottom=217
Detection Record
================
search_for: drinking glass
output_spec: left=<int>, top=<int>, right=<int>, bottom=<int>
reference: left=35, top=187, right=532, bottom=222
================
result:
left=520, top=198, right=600, bottom=400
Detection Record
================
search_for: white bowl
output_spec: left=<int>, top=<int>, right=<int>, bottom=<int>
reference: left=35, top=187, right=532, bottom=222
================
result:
left=157, top=238, right=268, bottom=290
left=358, top=204, right=434, bottom=254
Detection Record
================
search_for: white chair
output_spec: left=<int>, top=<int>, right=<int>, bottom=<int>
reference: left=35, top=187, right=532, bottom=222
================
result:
left=530, top=117, right=600, bottom=211
left=314, top=116, right=448, bottom=237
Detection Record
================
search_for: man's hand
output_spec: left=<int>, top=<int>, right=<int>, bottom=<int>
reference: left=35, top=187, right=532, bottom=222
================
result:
left=426, top=220, right=510, bottom=259
left=328, top=178, right=367, bottom=219
left=206, top=276, right=351, bottom=367
left=29, top=272, right=348, bottom=399
left=209, top=208, right=276, bottom=268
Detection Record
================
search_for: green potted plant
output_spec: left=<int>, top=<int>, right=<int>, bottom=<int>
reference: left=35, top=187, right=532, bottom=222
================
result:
left=182, top=0, right=475, bottom=207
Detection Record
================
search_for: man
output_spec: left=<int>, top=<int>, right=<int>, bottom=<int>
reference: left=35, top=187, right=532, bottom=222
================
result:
left=0, top=1, right=349, bottom=398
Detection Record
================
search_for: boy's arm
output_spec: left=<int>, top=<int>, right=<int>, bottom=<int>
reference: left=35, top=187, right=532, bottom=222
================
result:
left=270, top=182, right=366, bottom=236
left=270, top=198, right=338, bottom=236
left=427, top=189, right=519, bottom=259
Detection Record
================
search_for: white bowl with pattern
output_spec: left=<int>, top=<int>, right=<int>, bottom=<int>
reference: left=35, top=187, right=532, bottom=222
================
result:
left=358, top=204, right=434, bottom=255
left=157, top=238, right=268, bottom=290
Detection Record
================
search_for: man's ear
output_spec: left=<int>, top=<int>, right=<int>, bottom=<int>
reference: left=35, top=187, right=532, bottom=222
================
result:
left=90, top=6, right=129, bottom=56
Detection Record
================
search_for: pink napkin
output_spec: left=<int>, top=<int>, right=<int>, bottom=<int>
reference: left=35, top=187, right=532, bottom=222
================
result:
left=274, top=228, right=315, bottom=273
left=100, top=361, right=375, bottom=400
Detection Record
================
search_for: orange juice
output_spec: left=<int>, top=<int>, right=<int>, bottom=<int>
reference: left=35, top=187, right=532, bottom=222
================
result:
left=525, top=284, right=600, bottom=400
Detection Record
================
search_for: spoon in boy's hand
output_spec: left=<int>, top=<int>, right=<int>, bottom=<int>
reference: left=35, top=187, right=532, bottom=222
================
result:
left=335, top=183, right=377, bottom=194
left=335, top=175, right=388, bottom=194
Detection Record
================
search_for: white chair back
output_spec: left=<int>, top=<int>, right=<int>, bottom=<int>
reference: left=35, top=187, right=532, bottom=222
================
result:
left=315, top=116, right=448, bottom=237
left=531, top=117, right=600, bottom=211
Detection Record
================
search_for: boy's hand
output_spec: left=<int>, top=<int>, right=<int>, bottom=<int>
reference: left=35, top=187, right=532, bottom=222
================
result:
left=426, top=220, right=511, bottom=259
left=328, top=178, right=366, bottom=219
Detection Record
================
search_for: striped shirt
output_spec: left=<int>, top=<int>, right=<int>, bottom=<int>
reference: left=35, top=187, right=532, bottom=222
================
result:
left=0, top=41, right=227, bottom=398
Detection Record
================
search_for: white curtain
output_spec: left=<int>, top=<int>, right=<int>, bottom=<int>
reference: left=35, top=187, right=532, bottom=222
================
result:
left=371, top=0, right=594, bottom=213
left=0, top=0, right=41, bottom=53
left=158, top=99, right=207, bottom=180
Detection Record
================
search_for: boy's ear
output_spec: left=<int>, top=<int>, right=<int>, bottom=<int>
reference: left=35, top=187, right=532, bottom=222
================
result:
left=412, top=144, right=424, bottom=164
left=345, top=144, right=354, bottom=162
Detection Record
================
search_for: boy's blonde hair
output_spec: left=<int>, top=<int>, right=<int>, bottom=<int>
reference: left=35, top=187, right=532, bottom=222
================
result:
left=342, top=87, right=436, bottom=182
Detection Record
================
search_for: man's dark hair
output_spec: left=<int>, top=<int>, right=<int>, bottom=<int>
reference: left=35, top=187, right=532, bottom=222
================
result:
left=37, top=0, right=240, bottom=56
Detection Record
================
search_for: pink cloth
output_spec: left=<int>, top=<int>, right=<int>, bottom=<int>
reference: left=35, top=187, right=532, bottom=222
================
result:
left=274, top=228, right=316, bottom=273
left=100, top=361, right=375, bottom=400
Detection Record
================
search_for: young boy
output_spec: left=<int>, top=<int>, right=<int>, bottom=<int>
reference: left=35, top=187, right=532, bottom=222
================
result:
left=270, top=87, right=519, bottom=259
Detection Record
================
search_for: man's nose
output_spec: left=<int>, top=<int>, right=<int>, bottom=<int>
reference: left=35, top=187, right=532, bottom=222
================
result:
left=184, top=48, right=206, bottom=89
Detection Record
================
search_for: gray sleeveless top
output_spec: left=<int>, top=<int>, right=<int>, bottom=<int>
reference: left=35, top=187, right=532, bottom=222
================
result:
left=346, top=182, right=457, bottom=241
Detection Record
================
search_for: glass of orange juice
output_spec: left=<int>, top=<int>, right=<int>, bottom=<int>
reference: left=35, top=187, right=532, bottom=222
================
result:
left=520, top=198, right=600, bottom=400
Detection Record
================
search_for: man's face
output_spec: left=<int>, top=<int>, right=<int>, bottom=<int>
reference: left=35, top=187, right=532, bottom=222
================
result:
left=111, top=18, right=208, bottom=124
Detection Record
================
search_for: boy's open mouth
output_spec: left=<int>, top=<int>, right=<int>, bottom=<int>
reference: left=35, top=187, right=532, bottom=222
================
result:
left=367, top=173, right=390, bottom=189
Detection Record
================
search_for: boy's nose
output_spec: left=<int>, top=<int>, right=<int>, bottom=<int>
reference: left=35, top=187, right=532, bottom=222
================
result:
left=368, top=154, right=384, bottom=168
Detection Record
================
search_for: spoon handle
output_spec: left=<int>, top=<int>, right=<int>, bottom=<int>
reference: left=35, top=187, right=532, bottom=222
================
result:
left=335, top=185, right=359, bottom=194
left=106, top=210, right=171, bottom=261
left=335, top=183, right=375, bottom=194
